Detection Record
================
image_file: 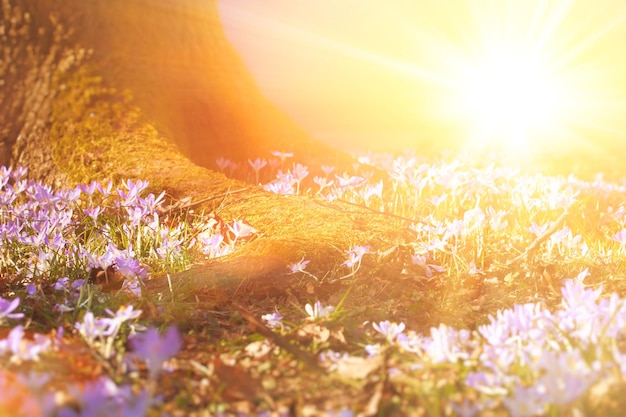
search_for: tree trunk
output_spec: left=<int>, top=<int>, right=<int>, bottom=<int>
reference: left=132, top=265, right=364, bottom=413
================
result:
left=0, top=0, right=399, bottom=300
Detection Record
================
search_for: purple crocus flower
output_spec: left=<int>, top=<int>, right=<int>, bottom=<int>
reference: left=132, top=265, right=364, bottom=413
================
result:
left=227, top=220, right=256, bottom=241
left=261, top=312, right=284, bottom=330
left=115, top=257, right=148, bottom=280
left=0, top=325, right=51, bottom=362
left=215, top=156, right=231, bottom=172
left=335, top=174, right=365, bottom=189
left=305, top=301, right=334, bottom=320
left=264, top=178, right=296, bottom=195
left=83, top=205, right=104, bottom=223
left=503, top=383, right=547, bottom=417
left=117, top=179, right=149, bottom=207
left=248, top=158, right=268, bottom=184
left=465, top=371, right=508, bottom=396
left=313, top=176, right=334, bottom=193
left=75, top=311, right=113, bottom=343
left=535, top=349, right=598, bottom=406
left=53, top=277, right=71, bottom=291
left=372, top=321, right=406, bottom=343
left=25, top=283, right=37, bottom=298
left=129, top=326, right=182, bottom=379
left=291, top=163, right=309, bottom=182
left=361, top=180, right=383, bottom=203
left=527, top=221, right=549, bottom=237
left=78, top=180, right=99, bottom=195
left=0, top=296, right=24, bottom=322
left=342, top=245, right=370, bottom=269
left=138, top=190, right=166, bottom=213
left=321, top=165, right=335, bottom=177
left=270, top=150, right=294, bottom=164
left=105, top=305, right=142, bottom=334
left=12, top=165, right=28, bottom=180
left=364, top=343, right=380, bottom=358
left=614, top=228, right=626, bottom=245
left=288, top=258, right=310, bottom=274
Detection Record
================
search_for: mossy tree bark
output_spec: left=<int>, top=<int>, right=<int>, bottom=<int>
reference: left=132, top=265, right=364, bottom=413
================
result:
left=0, top=0, right=401, bottom=301
left=1, top=0, right=351, bottom=180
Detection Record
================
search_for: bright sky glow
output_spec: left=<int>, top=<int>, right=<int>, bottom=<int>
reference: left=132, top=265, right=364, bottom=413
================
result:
left=218, top=1, right=626, bottom=157
left=452, top=48, right=562, bottom=146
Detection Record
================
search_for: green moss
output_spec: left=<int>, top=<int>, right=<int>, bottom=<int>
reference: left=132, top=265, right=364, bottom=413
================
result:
left=48, top=66, right=233, bottom=200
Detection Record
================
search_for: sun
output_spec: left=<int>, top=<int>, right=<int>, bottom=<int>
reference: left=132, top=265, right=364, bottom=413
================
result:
left=460, top=50, right=561, bottom=143
left=428, top=2, right=626, bottom=161
left=220, top=0, right=626, bottom=162
left=449, top=44, right=568, bottom=154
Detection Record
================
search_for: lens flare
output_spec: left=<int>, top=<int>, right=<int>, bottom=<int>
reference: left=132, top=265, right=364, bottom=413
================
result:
left=220, top=1, right=626, bottom=163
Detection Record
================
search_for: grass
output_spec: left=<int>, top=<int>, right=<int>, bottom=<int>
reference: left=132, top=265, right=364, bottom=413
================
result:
left=2, top=150, right=626, bottom=416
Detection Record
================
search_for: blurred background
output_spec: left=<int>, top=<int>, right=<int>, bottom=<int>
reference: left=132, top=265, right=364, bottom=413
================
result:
left=218, top=0, right=626, bottom=176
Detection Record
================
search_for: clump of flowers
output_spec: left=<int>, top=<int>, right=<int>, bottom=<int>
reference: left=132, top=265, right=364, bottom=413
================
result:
left=359, top=273, right=626, bottom=415
left=75, top=305, right=142, bottom=359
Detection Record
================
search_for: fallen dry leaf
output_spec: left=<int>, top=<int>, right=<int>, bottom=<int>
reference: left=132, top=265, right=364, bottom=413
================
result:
left=335, top=355, right=382, bottom=380
left=297, top=323, right=330, bottom=344
left=244, top=340, right=274, bottom=359
left=212, top=358, right=263, bottom=402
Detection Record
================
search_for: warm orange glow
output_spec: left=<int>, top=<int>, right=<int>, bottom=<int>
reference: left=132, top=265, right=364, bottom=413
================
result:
left=219, top=1, right=626, bottom=156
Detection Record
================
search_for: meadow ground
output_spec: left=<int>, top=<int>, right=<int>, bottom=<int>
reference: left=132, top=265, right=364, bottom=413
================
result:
left=2, top=151, right=626, bottom=416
